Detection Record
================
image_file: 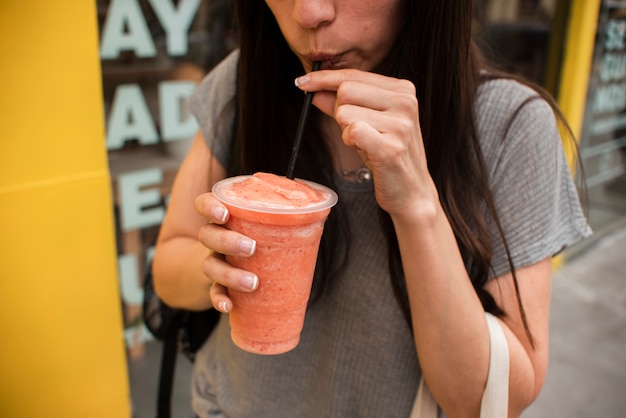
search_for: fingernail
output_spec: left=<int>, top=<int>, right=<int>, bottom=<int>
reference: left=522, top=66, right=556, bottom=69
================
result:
left=212, top=206, right=228, bottom=223
left=294, top=75, right=310, bottom=87
left=237, top=238, right=256, bottom=255
left=241, top=273, right=259, bottom=291
left=219, top=301, right=229, bottom=313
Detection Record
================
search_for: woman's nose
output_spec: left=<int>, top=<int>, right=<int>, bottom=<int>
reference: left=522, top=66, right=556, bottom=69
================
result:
left=292, top=0, right=336, bottom=29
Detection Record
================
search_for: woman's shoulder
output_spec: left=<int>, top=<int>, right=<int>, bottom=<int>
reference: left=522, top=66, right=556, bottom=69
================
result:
left=188, top=49, right=240, bottom=118
left=474, top=75, right=564, bottom=178
left=476, top=76, right=544, bottom=117
left=474, top=76, right=557, bottom=144
left=203, top=48, right=240, bottom=86
left=187, top=49, right=240, bottom=168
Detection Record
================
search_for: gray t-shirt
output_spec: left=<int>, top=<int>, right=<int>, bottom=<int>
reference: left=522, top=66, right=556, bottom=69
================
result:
left=187, top=50, right=591, bottom=418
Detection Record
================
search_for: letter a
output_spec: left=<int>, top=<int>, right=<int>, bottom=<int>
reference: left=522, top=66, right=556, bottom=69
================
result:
left=106, top=84, right=159, bottom=150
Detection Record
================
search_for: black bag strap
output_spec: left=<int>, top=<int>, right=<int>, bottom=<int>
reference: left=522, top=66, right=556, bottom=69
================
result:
left=156, top=310, right=182, bottom=418
left=143, top=260, right=220, bottom=417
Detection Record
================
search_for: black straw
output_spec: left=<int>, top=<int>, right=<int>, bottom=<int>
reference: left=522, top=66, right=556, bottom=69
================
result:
left=286, top=61, right=322, bottom=179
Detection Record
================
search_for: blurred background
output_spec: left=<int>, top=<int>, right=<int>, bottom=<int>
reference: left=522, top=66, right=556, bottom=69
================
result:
left=1, top=0, right=624, bottom=417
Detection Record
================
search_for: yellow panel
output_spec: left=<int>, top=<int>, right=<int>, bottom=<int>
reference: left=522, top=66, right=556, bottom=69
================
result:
left=0, top=0, right=131, bottom=417
left=0, top=1, right=108, bottom=188
left=0, top=176, right=129, bottom=417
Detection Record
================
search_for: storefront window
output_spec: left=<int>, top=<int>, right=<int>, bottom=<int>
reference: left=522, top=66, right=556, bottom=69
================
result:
left=97, top=1, right=236, bottom=414
left=576, top=1, right=626, bottom=231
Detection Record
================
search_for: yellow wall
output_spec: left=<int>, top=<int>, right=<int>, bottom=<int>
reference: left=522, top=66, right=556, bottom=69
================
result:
left=0, top=2, right=131, bottom=417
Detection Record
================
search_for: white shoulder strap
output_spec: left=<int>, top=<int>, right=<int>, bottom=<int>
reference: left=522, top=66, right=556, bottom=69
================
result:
left=409, top=312, right=509, bottom=418
left=481, top=313, right=509, bottom=417
left=412, top=373, right=438, bottom=417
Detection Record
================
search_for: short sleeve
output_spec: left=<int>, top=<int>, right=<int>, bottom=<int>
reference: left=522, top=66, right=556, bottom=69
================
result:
left=476, top=80, right=592, bottom=278
left=187, top=49, right=239, bottom=168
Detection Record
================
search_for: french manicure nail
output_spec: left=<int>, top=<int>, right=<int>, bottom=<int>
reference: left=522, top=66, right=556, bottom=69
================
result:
left=241, top=273, right=259, bottom=291
left=219, top=301, right=229, bottom=313
left=237, top=238, right=256, bottom=255
left=294, top=75, right=310, bottom=87
left=212, top=206, right=228, bottom=223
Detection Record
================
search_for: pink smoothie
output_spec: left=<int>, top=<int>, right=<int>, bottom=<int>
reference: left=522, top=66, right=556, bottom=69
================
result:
left=212, top=173, right=338, bottom=354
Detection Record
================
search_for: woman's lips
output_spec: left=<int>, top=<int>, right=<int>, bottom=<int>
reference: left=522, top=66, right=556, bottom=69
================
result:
left=307, top=53, right=345, bottom=70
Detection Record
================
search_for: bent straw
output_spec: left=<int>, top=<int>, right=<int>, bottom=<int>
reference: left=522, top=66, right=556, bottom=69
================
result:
left=286, top=61, right=322, bottom=179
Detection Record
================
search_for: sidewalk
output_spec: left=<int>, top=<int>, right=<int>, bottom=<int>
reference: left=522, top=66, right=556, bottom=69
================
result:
left=128, top=227, right=626, bottom=418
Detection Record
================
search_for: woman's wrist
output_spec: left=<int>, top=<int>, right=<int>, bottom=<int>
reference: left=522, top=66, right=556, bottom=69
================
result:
left=388, top=180, right=443, bottom=230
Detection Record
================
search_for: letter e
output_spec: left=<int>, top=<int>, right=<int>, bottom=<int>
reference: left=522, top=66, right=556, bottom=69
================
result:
left=118, top=168, right=165, bottom=231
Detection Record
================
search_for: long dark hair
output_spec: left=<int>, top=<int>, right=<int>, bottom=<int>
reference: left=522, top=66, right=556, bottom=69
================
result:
left=231, top=0, right=567, bottom=341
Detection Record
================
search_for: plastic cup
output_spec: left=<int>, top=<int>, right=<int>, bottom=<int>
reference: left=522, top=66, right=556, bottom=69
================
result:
left=212, top=173, right=338, bottom=355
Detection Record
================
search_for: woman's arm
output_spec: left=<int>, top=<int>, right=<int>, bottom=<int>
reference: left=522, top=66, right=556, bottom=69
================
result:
left=393, top=202, right=551, bottom=417
left=152, top=131, right=226, bottom=310
left=153, top=130, right=261, bottom=312
left=485, top=258, right=552, bottom=415
left=296, top=69, right=552, bottom=418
